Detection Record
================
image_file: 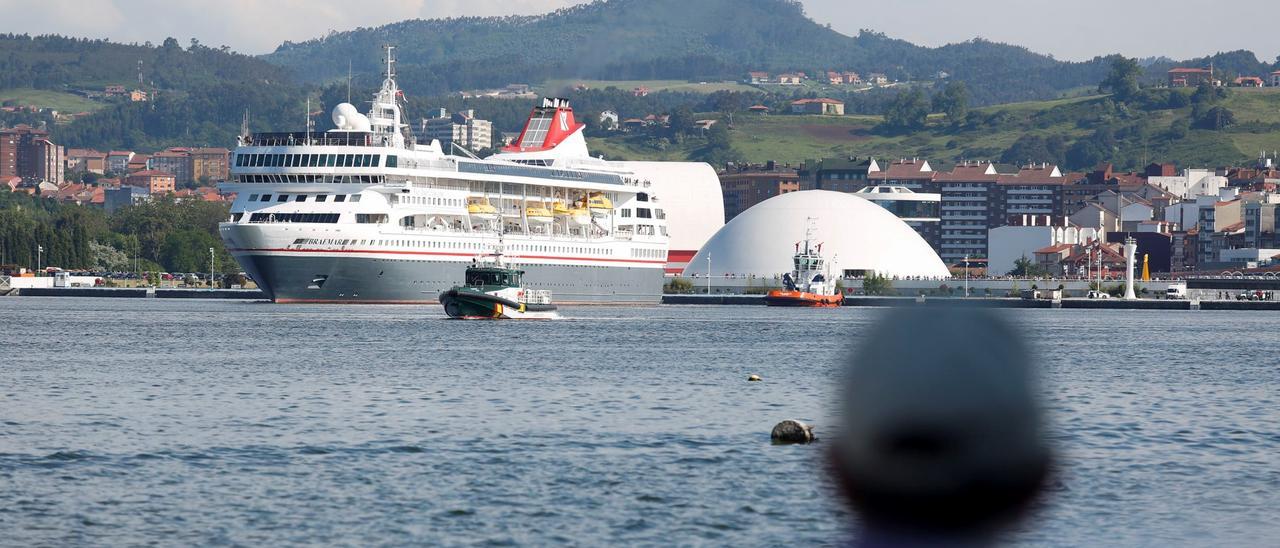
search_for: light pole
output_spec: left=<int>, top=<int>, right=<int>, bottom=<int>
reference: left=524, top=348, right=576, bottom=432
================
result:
left=964, top=254, right=970, bottom=298
left=209, top=247, right=215, bottom=289
left=706, top=253, right=712, bottom=295
left=37, top=245, right=43, bottom=275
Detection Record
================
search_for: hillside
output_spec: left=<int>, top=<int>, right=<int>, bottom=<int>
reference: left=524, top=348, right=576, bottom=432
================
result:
left=588, top=88, right=1280, bottom=171
left=263, top=0, right=1111, bottom=105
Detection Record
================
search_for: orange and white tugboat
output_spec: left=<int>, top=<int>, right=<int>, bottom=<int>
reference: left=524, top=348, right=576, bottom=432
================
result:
left=764, top=220, right=843, bottom=307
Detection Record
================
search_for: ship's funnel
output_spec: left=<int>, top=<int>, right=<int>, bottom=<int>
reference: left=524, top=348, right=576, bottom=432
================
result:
left=503, top=97, right=584, bottom=153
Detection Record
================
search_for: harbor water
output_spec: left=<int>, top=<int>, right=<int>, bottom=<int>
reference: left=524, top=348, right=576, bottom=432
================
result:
left=2, top=299, right=1277, bottom=546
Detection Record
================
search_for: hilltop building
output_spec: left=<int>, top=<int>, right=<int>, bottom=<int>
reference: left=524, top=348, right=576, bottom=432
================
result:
left=126, top=170, right=176, bottom=195
left=1168, top=67, right=1213, bottom=87
left=789, top=98, right=844, bottom=115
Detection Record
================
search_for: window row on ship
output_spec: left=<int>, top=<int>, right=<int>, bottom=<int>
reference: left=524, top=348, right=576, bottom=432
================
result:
left=283, top=237, right=664, bottom=259
left=235, top=152, right=396, bottom=168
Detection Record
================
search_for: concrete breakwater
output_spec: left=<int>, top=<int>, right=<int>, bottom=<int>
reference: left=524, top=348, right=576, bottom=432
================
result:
left=13, top=287, right=267, bottom=300
left=662, top=294, right=1280, bottom=311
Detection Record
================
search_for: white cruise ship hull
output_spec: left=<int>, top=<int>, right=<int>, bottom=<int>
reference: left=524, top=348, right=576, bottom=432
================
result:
left=221, top=223, right=664, bottom=304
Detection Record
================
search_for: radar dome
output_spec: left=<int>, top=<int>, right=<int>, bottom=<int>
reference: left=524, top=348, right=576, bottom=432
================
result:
left=684, top=190, right=949, bottom=279
left=332, top=103, right=371, bottom=131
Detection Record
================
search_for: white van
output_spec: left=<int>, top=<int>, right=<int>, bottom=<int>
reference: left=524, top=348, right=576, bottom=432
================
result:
left=1166, top=283, right=1188, bottom=300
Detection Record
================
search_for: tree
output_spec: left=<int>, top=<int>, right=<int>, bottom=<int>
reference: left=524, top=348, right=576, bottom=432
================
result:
left=1193, top=105, right=1235, bottom=130
left=882, top=88, right=930, bottom=131
left=862, top=273, right=894, bottom=296
left=1099, top=56, right=1141, bottom=101
left=1009, top=256, right=1051, bottom=277
left=932, top=80, right=969, bottom=124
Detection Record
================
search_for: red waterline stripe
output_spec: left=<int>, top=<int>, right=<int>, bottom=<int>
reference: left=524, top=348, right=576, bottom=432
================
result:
left=227, top=247, right=668, bottom=265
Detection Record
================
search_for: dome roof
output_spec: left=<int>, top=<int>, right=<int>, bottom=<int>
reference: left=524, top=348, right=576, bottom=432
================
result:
left=683, top=190, right=949, bottom=279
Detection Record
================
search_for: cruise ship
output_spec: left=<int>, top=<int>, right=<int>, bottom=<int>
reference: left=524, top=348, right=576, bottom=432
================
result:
left=218, top=48, right=714, bottom=304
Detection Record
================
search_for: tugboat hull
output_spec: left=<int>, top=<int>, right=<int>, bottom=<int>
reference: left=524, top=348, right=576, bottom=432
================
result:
left=763, top=290, right=843, bottom=308
left=440, top=289, right=559, bottom=320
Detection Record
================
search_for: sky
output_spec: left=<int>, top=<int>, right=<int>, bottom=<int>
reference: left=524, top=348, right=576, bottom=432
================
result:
left=3, top=0, right=1278, bottom=62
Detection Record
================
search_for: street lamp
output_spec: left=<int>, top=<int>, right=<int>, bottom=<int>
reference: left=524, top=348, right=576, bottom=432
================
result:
left=37, top=245, right=43, bottom=275
left=964, top=254, right=970, bottom=298
left=706, top=253, right=712, bottom=295
left=209, top=247, right=215, bottom=289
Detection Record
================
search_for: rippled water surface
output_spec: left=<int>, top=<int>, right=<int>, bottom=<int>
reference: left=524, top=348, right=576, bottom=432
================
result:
left=2, top=299, right=1278, bottom=546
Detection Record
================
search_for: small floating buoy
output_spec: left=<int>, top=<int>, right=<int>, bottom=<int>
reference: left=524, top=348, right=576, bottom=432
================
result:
left=771, top=419, right=815, bottom=444
left=747, top=374, right=762, bottom=382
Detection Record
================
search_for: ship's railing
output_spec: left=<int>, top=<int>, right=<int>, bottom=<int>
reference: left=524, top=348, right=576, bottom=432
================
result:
left=247, top=132, right=373, bottom=147
left=522, top=289, right=553, bottom=305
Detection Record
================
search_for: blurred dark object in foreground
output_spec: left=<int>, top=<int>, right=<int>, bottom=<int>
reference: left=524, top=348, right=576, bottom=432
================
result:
left=830, top=308, right=1051, bottom=546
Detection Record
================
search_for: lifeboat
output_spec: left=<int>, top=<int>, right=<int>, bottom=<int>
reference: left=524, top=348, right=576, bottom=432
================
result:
left=526, top=202, right=554, bottom=223
left=467, top=198, right=498, bottom=220
left=577, top=192, right=613, bottom=211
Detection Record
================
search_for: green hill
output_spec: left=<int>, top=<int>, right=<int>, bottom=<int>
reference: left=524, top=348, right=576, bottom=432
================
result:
left=264, top=0, right=1112, bottom=106
left=589, top=88, right=1280, bottom=171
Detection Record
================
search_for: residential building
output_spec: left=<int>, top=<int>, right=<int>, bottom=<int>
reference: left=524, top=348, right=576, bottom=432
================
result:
left=0, top=125, right=63, bottom=185
left=1148, top=168, right=1227, bottom=198
left=1272, top=71, right=1280, bottom=88
left=1234, top=76, right=1264, bottom=88
left=718, top=162, right=801, bottom=220
left=746, top=71, right=770, bottom=84
left=127, top=154, right=150, bottom=172
left=424, top=110, right=493, bottom=152
left=66, top=149, right=108, bottom=174
left=104, top=186, right=152, bottom=213
left=799, top=157, right=880, bottom=193
left=789, top=98, right=844, bottom=115
left=126, top=170, right=176, bottom=195
left=129, top=89, right=148, bottom=102
left=842, top=71, right=861, bottom=84
left=854, top=185, right=941, bottom=252
left=935, top=161, right=1001, bottom=264
left=148, top=149, right=193, bottom=186
left=1168, top=67, right=1213, bottom=87
left=995, top=164, right=1067, bottom=221
left=106, top=151, right=134, bottom=173
left=866, top=73, right=889, bottom=85
left=988, top=216, right=1094, bottom=276
left=1244, top=198, right=1280, bottom=249
left=777, top=73, right=802, bottom=85
left=189, top=147, right=231, bottom=183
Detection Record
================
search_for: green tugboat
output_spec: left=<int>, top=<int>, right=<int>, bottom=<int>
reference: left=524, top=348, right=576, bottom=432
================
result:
left=439, top=244, right=560, bottom=320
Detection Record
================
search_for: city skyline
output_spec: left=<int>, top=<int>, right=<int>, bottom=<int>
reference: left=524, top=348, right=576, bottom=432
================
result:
left=2, top=0, right=1278, bottom=62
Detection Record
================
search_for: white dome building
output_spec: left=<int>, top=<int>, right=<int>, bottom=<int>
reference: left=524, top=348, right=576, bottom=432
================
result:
left=683, top=190, right=949, bottom=280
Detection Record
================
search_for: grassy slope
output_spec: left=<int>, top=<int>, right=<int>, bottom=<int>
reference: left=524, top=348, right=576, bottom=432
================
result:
left=0, top=88, right=106, bottom=113
left=590, top=90, right=1280, bottom=168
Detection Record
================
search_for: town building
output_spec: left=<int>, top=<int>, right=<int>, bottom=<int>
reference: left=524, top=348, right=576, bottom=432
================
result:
left=106, top=151, right=134, bottom=173
left=66, top=149, right=108, bottom=174
left=854, top=185, right=941, bottom=253
left=0, top=125, right=63, bottom=185
left=1272, top=71, right=1280, bottom=88
left=125, top=170, right=176, bottom=195
left=789, top=98, right=844, bottom=115
left=718, top=162, right=801, bottom=220
left=995, top=164, right=1068, bottom=221
left=799, top=157, right=880, bottom=192
left=747, top=71, right=770, bottom=84
left=423, top=110, right=493, bottom=152
left=104, top=186, right=151, bottom=213
left=189, top=147, right=231, bottom=183
left=935, top=162, right=1001, bottom=265
left=1168, top=67, right=1213, bottom=87
left=148, top=149, right=193, bottom=187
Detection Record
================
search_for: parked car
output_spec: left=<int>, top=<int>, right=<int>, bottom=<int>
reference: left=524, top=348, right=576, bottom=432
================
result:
left=1087, top=290, right=1110, bottom=299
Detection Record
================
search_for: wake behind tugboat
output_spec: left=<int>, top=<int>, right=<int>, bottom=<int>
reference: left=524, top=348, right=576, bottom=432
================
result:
left=439, top=242, right=560, bottom=320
